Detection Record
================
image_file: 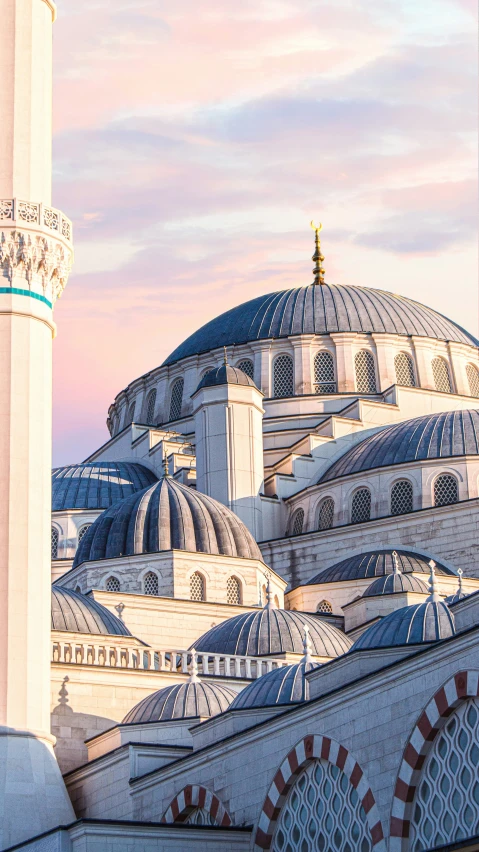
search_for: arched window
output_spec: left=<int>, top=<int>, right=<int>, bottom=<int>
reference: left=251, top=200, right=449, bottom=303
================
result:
left=291, top=508, right=304, bottom=536
left=185, top=808, right=217, bottom=826
left=236, top=358, right=254, bottom=379
left=75, top=585, right=82, bottom=593
left=273, top=759, right=373, bottom=851
left=273, top=354, right=294, bottom=398
left=317, top=497, right=334, bottom=530
left=351, top=487, right=371, bottom=523
left=274, top=594, right=280, bottom=608
left=466, top=363, right=479, bottom=398
left=106, top=576, right=120, bottom=592
left=313, top=350, right=336, bottom=394
left=169, top=378, right=184, bottom=421
left=434, top=473, right=459, bottom=507
left=390, top=480, right=414, bottom=515
left=51, top=528, right=59, bottom=559
left=126, top=402, right=135, bottom=426
left=200, top=366, right=214, bottom=379
left=111, top=415, right=118, bottom=436
left=432, top=357, right=452, bottom=393
left=409, top=698, right=479, bottom=851
left=190, top=571, right=205, bottom=602
left=226, top=576, right=241, bottom=605
left=146, top=389, right=157, bottom=424
left=77, top=524, right=91, bottom=546
left=394, top=352, right=416, bottom=387
left=355, top=350, right=377, bottom=393
left=143, top=571, right=159, bottom=596
left=316, top=599, right=333, bottom=613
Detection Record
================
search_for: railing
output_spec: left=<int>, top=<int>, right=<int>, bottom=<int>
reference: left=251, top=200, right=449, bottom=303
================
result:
left=51, top=640, right=289, bottom=679
left=0, top=198, right=73, bottom=243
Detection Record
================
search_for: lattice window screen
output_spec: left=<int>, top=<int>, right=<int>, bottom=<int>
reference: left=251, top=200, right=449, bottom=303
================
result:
left=314, top=351, right=336, bottom=393
left=106, top=576, right=120, bottom=592
left=143, top=572, right=159, bottom=596
left=273, top=759, right=373, bottom=852
left=51, top=528, right=59, bottom=559
left=77, top=524, right=91, bottom=545
left=316, top=599, right=333, bottom=613
left=226, top=576, right=241, bottom=605
left=351, top=488, right=371, bottom=523
left=410, top=698, right=479, bottom=851
left=185, top=808, right=218, bottom=826
left=126, top=403, right=136, bottom=426
left=273, top=354, right=294, bottom=397
left=317, top=497, right=334, bottom=530
left=169, top=378, right=184, bottom=421
left=390, top=480, right=413, bottom=515
left=394, top=352, right=416, bottom=387
left=190, top=571, right=205, bottom=601
left=146, top=389, right=157, bottom=424
left=291, top=508, right=305, bottom=535
left=355, top=351, right=377, bottom=393
left=466, top=364, right=479, bottom=398
left=236, top=359, right=254, bottom=379
left=434, top=474, right=458, bottom=507
left=432, top=358, right=452, bottom=393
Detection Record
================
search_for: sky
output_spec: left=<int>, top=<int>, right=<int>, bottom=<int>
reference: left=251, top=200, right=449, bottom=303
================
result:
left=51, top=0, right=478, bottom=466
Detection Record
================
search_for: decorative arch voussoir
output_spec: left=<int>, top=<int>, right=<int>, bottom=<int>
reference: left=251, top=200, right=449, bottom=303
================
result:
left=389, top=669, right=479, bottom=852
left=161, top=783, right=232, bottom=827
left=254, top=733, right=386, bottom=851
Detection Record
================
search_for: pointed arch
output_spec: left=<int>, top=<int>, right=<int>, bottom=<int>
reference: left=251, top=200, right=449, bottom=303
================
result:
left=161, top=784, right=232, bottom=827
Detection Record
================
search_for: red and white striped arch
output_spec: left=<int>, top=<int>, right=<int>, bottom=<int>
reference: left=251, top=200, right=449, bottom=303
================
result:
left=161, top=783, right=232, bottom=827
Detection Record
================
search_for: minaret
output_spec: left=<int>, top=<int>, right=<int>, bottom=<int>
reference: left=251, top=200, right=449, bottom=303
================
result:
left=0, top=0, right=75, bottom=846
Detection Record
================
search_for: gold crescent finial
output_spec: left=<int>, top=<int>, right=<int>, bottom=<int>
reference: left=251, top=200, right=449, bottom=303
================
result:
left=311, top=221, right=325, bottom=284
left=310, top=220, right=322, bottom=234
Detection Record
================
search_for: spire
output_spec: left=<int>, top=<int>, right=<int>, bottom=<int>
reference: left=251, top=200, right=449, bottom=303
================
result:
left=392, top=550, right=401, bottom=575
left=189, top=648, right=200, bottom=683
left=457, top=567, right=464, bottom=596
left=264, top=575, right=274, bottom=611
left=310, top=221, right=325, bottom=285
left=302, top=624, right=312, bottom=666
left=427, top=560, right=441, bottom=603
left=162, top=443, right=170, bottom=478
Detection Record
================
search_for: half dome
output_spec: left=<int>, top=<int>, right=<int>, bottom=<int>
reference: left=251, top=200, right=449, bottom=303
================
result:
left=229, top=659, right=316, bottom=710
left=52, top=461, right=158, bottom=511
left=73, top=476, right=262, bottom=567
left=122, top=680, right=236, bottom=724
left=320, top=410, right=479, bottom=483
left=163, top=285, right=478, bottom=367
left=195, top=364, right=257, bottom=392
left=363, top=573, right=428, bottom=597
left=307, top=550, right=453, bottom=585
left=351, top=601, right=455, bottom=651
left=52, top=586, right=131, bottom=636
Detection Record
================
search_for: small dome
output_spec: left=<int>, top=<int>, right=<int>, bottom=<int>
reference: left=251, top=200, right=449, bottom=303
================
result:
left=320, top=410, right=479, bottom=483
left=192, top=609, right=351, bottom=658
left=52, top=586, right=131, bottom=636
left=122, top=680, right=236, bottom=724
left=307, top=549, right=453, bottom=585
left=73, top=476, right=262, bottom=567
left=363, top=573, right=428, bottom=598
left=230, top=659, right=317, bottom=710
left=195, top=363, right=257, bottom=392
left=351, top=601, right=455, bottom=651
left=445, top=570, right=468, bottom=604
left=52, top=461, right=158, bottom=511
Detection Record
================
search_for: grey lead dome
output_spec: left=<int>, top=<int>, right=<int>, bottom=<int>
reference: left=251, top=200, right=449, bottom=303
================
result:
left=195, top=363, right=257, bottom=392
left=229, top=658, right=317, bottom=710
left=52, top=461, right=158, bottom=511
left=307, top=549, right=454, bottom=585
left=122, top=680, right=236, bottom=724
left=52, top=586, right=131, bottom=636
left=351, top=600, right=455, bottom=651
left=363, top=573, right=428, bottom=598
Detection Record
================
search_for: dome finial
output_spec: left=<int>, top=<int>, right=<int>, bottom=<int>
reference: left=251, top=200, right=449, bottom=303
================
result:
left=302, top=624, right=312, bottom=666
left=189, top=648, right=200, bottom=683
left=427, top=560, right=441, bottom=602
left=162, top=443, right=170, bottom=478
left=457, top=567, right=464, bottom=596
left=223, top=346, right=228, bottom=365
left=310, top=221, right=325, bottom=285
left=264, top=573, right=274, bottom=610
left=392, top=550, right=401, bottom=576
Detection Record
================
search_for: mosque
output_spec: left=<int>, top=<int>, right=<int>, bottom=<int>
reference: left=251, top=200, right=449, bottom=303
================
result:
left=1, top=1, right=479, bottom=851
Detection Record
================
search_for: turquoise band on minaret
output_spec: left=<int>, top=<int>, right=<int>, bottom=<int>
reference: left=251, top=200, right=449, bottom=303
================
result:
left=0, top=287, right=52, bottom=309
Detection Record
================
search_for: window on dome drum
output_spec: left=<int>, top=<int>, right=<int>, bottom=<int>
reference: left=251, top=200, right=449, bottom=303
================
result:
left=274, top=594, right=280, bottom=608
left=106, top=576, right=120, bottom=592
left=200, top=366, right=214, bottom=378
left=273, top=759, right=373, bottom=851
left=409, top=698, right=479, bottom=850
left=394, top=352, right=416, bottom=387
left=75, top=585, right=81, bottom=593
left=190, top=571, right=205, bottom=602
left=291, top=508, right=304, bottom=535
left=236, top=358, right=254, bottom=379
left=226, top=575, right=241, bottom=605
left=434, top=474, right=459, bottom=507
left=351, top=488, right=371, bottom=523
left=145, top=389, right=157, bottom=424
left=261, top=584, right=267, bottom=605
left=143, top=572, right=159, bottom=596
left=51, top=527, right=59, bottom=559
left=316, top=599, right=333, bottom=613
left=77, top=524, right=91, bottom=546
left=390, top=480, right=414, bottom=516
left=466, top=363, right=479, bottom=398
left=313, top=350, right=336, bottom=394
left=432, top=357, right=452, bottom=393
left=169, top=378, right=184, bottom=421
left=355, top=350, right=377, bottom=393
left=273, top=354, right=294, bottom=397
left=317, top=497, right=334, bottom=530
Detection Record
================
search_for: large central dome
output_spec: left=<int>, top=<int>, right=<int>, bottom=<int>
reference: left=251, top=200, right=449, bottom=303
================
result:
left=163, top=284, right=478, bottom=366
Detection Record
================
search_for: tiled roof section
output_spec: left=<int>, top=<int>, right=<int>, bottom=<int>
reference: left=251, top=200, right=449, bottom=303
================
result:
left=351, top=600, right=455, bottom=650
left=192, top=609, right=352, bottom=658
left=320, top=409, right=479, bottom=483
left=52, top=461, right=158, bottom=511
left=163, top=284, right=478, bottom=366
left=363, top=573, right=428, bottom=597
left=195, top=364, right=257, bottom=392
left=307, top=549, right=454, bottom=585
left=230, top=659, right=318, bottom=710
left=73, top=476, right=263, bottom=567
left=122, top=680, right=236, bottom=723
left=51, top=586, right=131, bottom=636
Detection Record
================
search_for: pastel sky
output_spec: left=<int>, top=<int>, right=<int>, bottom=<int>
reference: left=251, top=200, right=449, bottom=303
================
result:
left=51, top=0, right=477, bottom=466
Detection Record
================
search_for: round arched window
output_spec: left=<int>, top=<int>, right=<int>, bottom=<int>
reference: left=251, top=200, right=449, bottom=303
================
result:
left=77, top=524, right=91, bottom=546
left=273, top=354, right=294, bottom=397
left=169, top=378, right=184, bottom=421
left=316, top=599, right=333, bottom=613
left=106, top=576, right=120, bottom=592
left=434, top=474, right=458, bottom=507
left=291, top=508, right=304, bottom=536
left=394, top=352, right=416, bottom=387
left=51, top=527, right=59, bottom=559
left=432, top=357, right=452, bottom=393
left=143, top=572, right=159, bottom=596
left=146, top=389, right=157, bottom=424
left=351, top=488, right=371, bottom=523
left=313, top=351, right=336, bottom=394
left=466, top=364, right=479, bottom=398
left=390, top=480, right=413, bottom=515
left=317, top=497, right=334, bottom=530
left=355, top=351, right=377, bottom=393
left=190, top=571, right=205, bottom=602
left=226, top=576, right=241, bottom=605
left=236, top=359, right=254, bottom=379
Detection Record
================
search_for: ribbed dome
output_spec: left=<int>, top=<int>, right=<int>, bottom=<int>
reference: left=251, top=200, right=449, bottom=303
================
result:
left=163, top=285, right=478, bottom=366
left=230, top=659, right=317, bottom=710
left=122, top=680, right=236, bottom=724
left=320, top=410, right=479, bottom=483
left=307, top=549, right=453, bottom=585
left=52, top=461, right=158, bottom=511
left=195, top=364, right=257, bottom=392
left=192, top=609, right=351, bottom=657
left=351, top=600, right=455, bottom=650
left=52, top=586, right=131, bottom=636
left=73, top=476, right=262, bottom=567
left=363, top=573, right=428, bottom=597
